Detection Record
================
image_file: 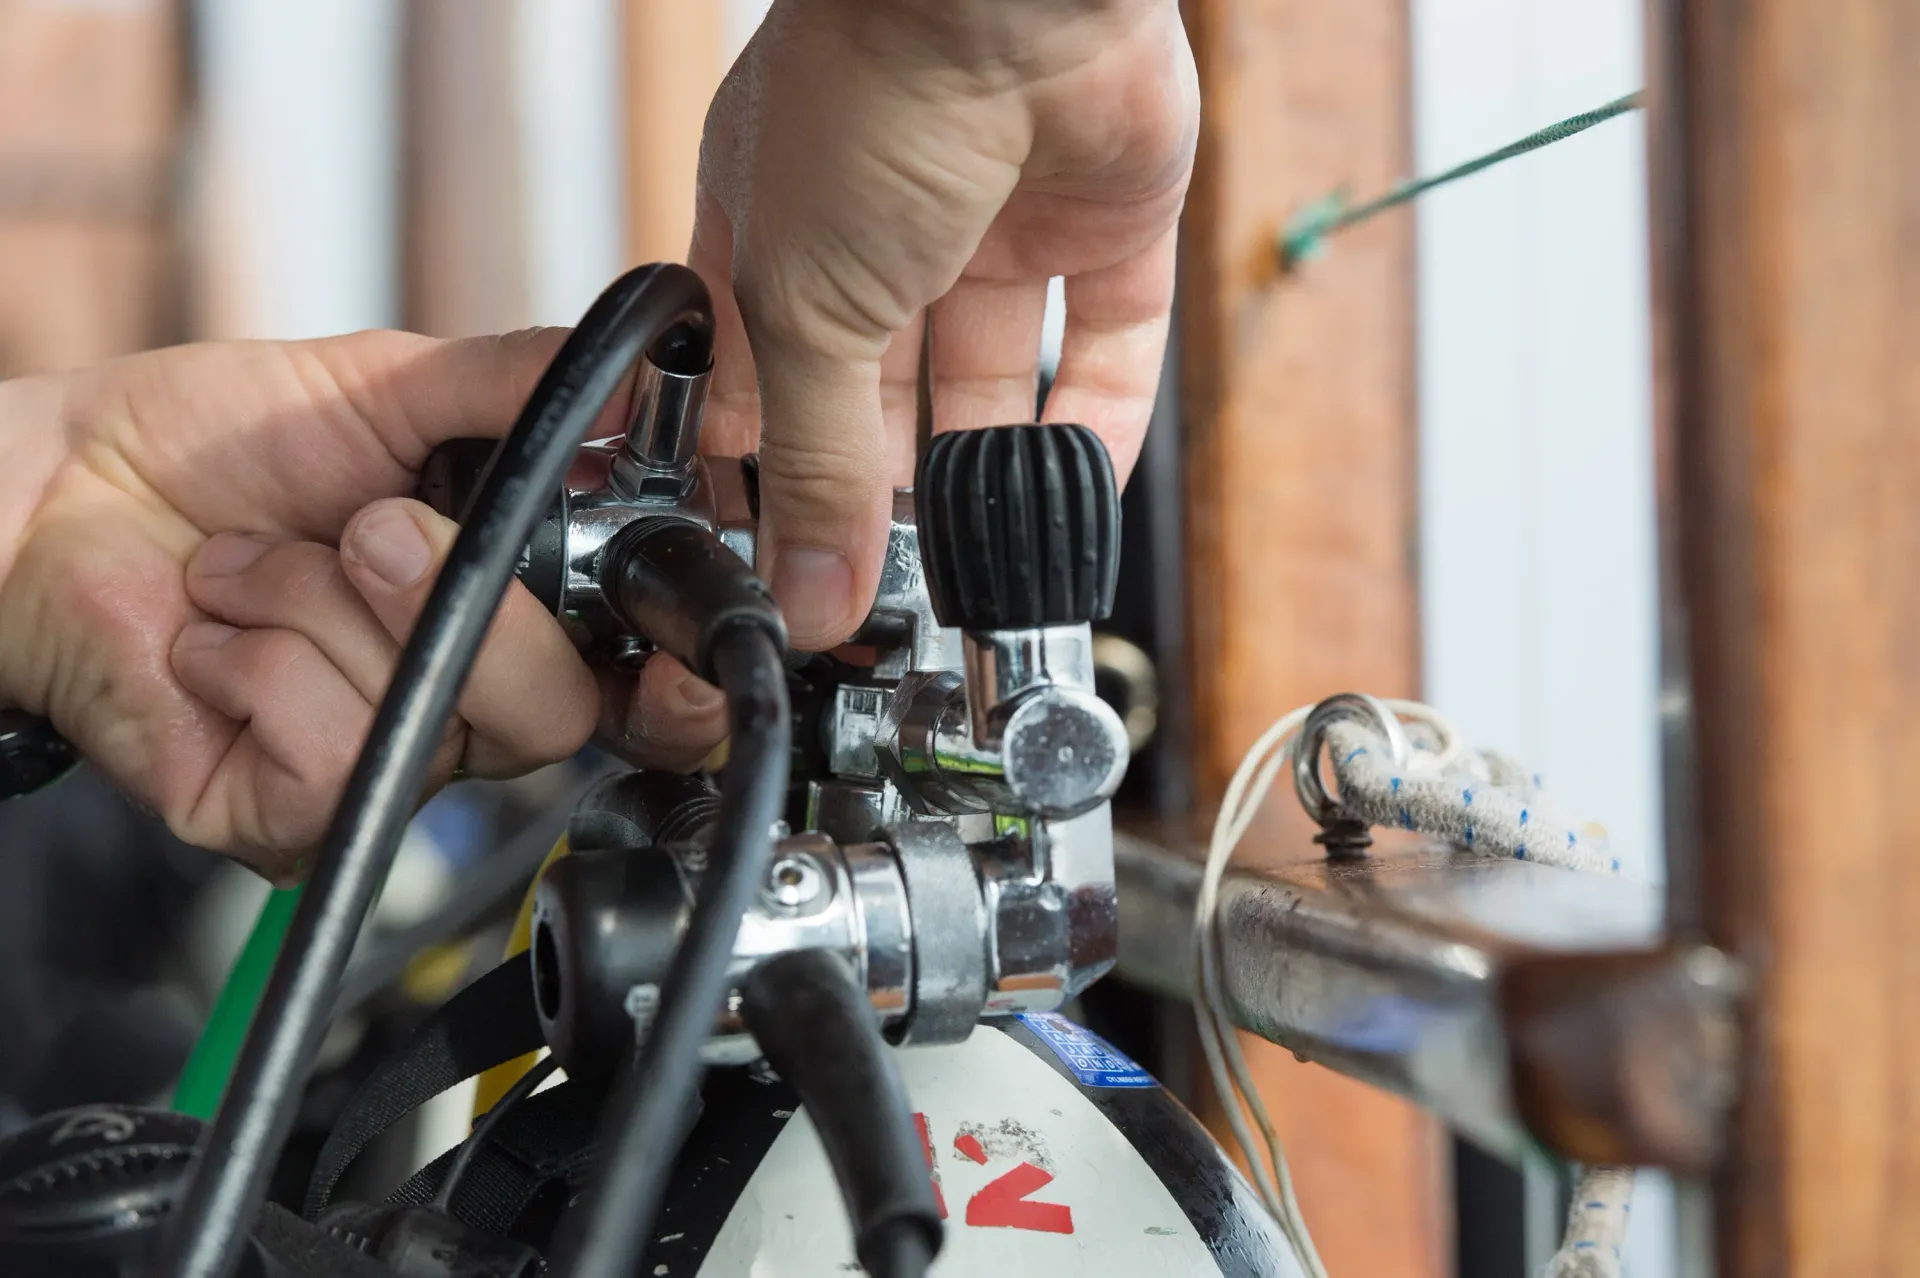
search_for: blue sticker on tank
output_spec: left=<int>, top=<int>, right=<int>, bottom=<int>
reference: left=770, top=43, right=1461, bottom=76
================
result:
left=1017, top=1012, right=1157, bottom=1088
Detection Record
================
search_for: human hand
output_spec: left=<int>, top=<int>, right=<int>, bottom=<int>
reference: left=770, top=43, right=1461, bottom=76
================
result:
left=692, top=0, right=1197, bottom=648
left=0, top=332, right=727, bottom=876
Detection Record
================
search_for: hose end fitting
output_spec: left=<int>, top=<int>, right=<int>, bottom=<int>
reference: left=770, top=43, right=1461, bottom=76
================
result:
left=605, top=518, right=788, bottom=682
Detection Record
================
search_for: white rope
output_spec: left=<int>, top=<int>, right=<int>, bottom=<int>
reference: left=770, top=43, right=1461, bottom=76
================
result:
left=1544, top=1165, right=1635, bottom=1278
left=1317, top=720, right=1616, bottom=875
left=1194, top=696, right=1635, bottom=1278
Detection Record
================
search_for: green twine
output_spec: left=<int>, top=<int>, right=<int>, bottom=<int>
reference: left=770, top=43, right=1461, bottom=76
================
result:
left=1279, top=90, right=1644, bottom=270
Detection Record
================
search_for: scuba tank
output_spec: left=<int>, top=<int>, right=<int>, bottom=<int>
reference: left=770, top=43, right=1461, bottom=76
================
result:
left=679, top=1021, right=1297, bottom=1277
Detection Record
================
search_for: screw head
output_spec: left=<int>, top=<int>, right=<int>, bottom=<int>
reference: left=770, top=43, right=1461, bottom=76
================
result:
left=764, top=853, right=826, bottom=910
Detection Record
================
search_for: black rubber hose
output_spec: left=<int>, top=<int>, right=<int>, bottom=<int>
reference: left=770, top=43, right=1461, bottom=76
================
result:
left=549, top=623, right=790, bottom=1278
left=740, top=949, right=944, bottom=1278
left=860, top=1226, right=937, bottom=1278
left=154, top=262, right=714, bottom=1278
left=607, top=518, right=784, bottom=681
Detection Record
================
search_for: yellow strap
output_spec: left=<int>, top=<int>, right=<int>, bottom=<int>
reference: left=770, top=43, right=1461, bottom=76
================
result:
left=471, top=833, right=572, bottom=1117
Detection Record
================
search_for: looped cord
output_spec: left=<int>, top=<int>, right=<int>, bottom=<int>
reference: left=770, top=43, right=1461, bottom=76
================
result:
left=1194, top=695, right=1634, bottom=1278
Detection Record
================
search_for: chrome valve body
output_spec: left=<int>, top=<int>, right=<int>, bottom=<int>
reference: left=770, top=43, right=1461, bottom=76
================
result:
left=517, top=348, right=1129, bottom=1064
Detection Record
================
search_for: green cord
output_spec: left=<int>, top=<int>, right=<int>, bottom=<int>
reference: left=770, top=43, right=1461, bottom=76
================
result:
left=1279, top=90, right=1644, bottom=270
left=172, top=885, right=303, bottom=1120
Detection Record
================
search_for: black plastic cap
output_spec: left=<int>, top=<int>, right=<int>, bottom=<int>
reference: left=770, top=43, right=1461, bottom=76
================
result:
left=914, top=424, right=1120, bottom=630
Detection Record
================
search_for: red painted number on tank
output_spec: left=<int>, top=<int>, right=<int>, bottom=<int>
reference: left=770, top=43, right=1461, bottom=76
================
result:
left=912, top=1113, right=1076, bottom=1236
left=913, top=1112, right=949, bottom=1219
left=965, top=1162, right=1075, bottom=1234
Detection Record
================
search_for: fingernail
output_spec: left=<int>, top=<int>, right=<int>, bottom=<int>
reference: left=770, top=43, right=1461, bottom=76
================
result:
left=175, top=621, right=239, bottom=652
left=672, top=670, right=726, bottom=713
left=194, top=533, right=269, bottom=578
left=771, top=547, right=852, bottom=647
left=348, top=506, right=432, bottom=588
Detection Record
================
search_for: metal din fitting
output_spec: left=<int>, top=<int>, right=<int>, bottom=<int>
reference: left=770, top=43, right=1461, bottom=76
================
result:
left=875, top=626, right=1129, bottom=821
left=610, top=325, right=711, bottom=502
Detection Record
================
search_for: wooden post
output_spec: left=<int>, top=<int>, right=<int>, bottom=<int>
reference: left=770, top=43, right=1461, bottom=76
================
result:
left=0, top=0, right=182, bottom=374
left=1177, top=1, right=1446, bottom=1275
left=1649, top=1, right=1920, bottom=1274
left=621, top=0, right=721, bottom=266
left=401, top=0, right=530, bottom=338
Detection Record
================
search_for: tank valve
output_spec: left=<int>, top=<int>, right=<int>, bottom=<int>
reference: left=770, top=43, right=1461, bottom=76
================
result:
left=879, top=424, right=1130, bottom=821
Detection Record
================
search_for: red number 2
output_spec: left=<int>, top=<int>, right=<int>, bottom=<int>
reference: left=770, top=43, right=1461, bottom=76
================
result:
left=965, top=1162, right=1075, bottom=1234
left=912, top=1113, right=1075, bottom=1236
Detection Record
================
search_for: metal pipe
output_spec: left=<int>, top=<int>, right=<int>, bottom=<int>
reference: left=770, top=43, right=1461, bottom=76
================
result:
left=1113, top=831, right=1736, bottom=1172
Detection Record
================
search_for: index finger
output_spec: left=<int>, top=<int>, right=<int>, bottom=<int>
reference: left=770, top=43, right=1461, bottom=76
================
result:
left=1039, top=225, right=1179, bottom=482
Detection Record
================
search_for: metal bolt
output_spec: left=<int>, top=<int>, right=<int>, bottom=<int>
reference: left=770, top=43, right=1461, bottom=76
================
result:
left=625, top=983, right=661, bottom=1043
left=764, top=853, right=825, bottom=910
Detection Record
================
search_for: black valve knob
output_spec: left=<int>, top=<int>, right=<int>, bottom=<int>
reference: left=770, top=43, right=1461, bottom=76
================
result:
left=914, top=423, right=1120, bottom=630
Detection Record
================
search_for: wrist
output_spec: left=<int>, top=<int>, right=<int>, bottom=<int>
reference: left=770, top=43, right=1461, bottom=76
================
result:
left=0, top=373, right=70, bottom=639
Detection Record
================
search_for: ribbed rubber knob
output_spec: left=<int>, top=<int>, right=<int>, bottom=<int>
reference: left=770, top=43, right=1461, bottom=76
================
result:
left=914, top=424, right=1120, bottom=630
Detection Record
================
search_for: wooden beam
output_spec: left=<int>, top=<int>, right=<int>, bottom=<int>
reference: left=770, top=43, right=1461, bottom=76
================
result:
left=401, top=0, right=529, bottom=338
left=1177, top=1, right=1444, bottom=1275
left=1649, top=1, right=1920, bottom=1274
left=621, top=0, right=721, bottom=266
left=0, top=0, right=182, bottom=374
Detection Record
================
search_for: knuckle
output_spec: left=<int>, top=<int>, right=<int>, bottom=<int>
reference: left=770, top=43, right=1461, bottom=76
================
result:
left=541, top=691, right=599, bottom=759
left=308, top=727, right=362, bottom=790
left=757, top=434, right=888, bottom=521
left=241, top=628, right=315, bottom=682
left=258, top=542, right=348, bottom=613
left=481, top=688, right=596, bottom=769
left=488, top=328, right=568, bottom=391
left=731, top=246, right=901, bottom=361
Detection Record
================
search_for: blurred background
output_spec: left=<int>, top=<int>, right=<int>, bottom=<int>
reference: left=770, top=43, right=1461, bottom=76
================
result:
left=0, top=1, right=1667, bottom=1274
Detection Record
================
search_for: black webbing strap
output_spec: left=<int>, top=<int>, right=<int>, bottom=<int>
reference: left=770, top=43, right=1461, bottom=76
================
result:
left=254, top=1203, right=398, bottom=1278
left=384, top=1079, right=607, bottom=1234
left=303, top=953, right=544, bottom=1220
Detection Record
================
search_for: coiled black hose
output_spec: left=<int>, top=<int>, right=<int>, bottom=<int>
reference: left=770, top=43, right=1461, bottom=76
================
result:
left=155, top=263, right=715, bottom=1278
left=548, top=621, right=790, bottom=1278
